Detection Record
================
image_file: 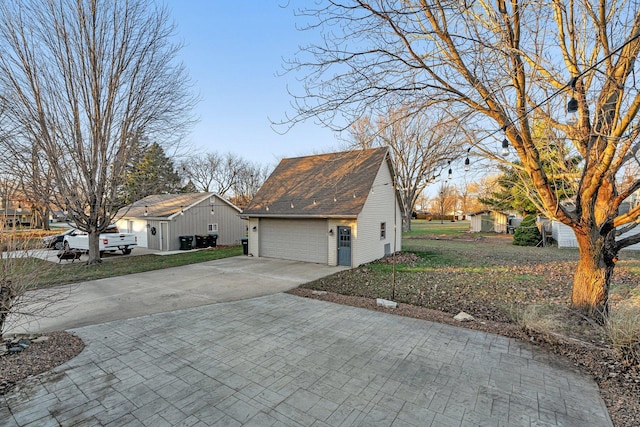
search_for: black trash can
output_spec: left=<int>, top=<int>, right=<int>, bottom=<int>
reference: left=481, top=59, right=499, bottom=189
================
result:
left=179, top=235, right=193, bottom=250
left=194, top=235, right=208, bottom=248
left=208, top=234, right=218, bottom=247
left=241, top=237, right=248, bottom=255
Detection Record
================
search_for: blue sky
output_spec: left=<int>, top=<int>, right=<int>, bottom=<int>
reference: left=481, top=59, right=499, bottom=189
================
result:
left=166, top=1, right=340, bottom=167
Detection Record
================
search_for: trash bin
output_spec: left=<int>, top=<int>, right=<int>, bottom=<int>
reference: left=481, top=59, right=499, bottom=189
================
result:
left=208, top=234, right=218, bottom=247
left=241, top=237, right=248, bottom=255
left=194, top=235, right=208, bottom=248
left=179, top=235, right=193, bottom=250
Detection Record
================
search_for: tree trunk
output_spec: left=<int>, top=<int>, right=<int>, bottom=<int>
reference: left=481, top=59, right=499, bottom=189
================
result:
left=403, top=210, right=412, bottom=232
left=572, top=228, right=616, bottom=320
left=87, top=230, right=102, bottom=264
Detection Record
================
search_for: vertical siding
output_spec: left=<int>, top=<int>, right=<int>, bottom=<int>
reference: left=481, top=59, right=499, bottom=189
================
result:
left=167, top=196, right=245, bottom=250
left=355, top=162, right=400, bottom=267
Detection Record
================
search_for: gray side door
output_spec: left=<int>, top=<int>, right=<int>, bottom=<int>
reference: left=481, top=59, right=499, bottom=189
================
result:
left=160, top=222, right=169, bottom=251
left=337, top=226, right=351, bottom=266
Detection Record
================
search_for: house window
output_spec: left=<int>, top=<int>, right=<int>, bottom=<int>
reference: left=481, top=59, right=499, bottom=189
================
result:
left=380, top=222, right=386, bottom=239
left=208, top=223, right=218, bottom=233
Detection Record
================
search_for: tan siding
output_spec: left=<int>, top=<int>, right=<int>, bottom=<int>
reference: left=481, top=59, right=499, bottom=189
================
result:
left=247, top=218, right=259, bottom=255
left=354, top=162, right=400, bottom=267
left=327, top=219, right=356, bottom=266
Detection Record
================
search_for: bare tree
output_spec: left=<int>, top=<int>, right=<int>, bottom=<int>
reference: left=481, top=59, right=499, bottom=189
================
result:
left=1, top=225, right=70, bottom=340
left=181, top=152, right=251, bottom=196
left=430, top=182, right=458, bottom=223
left=0, top=0, right=196, bottom=264
left=283, top=1, right=640, bottom=318
left=230, top=162, right=271, bottom=209
left=180, top=152, right=223, bottom=193
left=349, top=104, right=467, bottom=231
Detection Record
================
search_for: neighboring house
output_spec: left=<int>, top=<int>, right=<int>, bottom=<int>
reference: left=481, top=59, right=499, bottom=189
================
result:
left=0, top=208, right=34, bottom=227
left=552, top=193, right=640, bottom=250
left=469, top=210, right=509, bottom=233
left=552, top=221, right=640, bottom=250
left=116, top=192, right=245, bottom=251
left=241, top=147, right=403, bottom=267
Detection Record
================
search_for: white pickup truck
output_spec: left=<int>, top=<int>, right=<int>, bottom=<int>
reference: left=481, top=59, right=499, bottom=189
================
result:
left=63, top=225, right=137, bottom=257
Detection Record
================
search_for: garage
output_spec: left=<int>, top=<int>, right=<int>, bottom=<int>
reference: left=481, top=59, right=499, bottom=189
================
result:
left=259, top=218, right=328, bottom=264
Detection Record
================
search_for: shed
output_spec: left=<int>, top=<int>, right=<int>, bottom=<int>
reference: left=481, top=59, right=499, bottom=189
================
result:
left=116, top=192, right=245, bottom=251
left=469, top=210, right=509, bottom=233
left=241, top=147, right=402, bottom=267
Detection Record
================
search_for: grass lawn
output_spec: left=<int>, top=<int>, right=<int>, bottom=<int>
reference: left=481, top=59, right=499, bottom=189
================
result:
left=14, top=246, right=243, bottom=289
left=303, top=221, right=640, bottom=325
left=404, top=219, right=471, bottom=237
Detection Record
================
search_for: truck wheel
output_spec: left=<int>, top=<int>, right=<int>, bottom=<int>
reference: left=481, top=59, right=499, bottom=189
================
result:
left=122, top=248, right=132, bottom=255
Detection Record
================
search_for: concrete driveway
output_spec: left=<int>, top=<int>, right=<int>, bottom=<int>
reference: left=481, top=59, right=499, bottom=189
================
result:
left=3, top=294, right=613, bottom=426
left=8, top=256, right=347, bottom=334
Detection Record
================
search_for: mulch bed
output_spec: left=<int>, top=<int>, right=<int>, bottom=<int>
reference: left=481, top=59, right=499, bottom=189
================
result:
left=1, top=331, right=84, bottom=396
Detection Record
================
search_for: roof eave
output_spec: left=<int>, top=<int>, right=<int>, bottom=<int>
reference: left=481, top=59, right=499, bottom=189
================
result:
left=240, top=213, right=359, bottom=220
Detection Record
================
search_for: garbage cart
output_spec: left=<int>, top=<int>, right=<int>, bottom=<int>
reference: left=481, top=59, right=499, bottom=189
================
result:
left=179, top=235, right=193, bottom=250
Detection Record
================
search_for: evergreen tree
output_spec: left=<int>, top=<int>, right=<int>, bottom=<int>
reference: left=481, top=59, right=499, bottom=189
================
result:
left=121, top=142, right=182, bottom=204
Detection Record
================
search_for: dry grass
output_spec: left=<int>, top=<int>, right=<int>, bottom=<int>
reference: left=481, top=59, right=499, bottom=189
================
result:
left=607, top=304, right=640, bottom=366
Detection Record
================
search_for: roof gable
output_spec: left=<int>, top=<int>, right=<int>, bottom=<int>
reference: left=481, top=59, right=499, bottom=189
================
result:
left=117, top=192, right=240, bottom=219
left=243, top=147, right=391, bottom=217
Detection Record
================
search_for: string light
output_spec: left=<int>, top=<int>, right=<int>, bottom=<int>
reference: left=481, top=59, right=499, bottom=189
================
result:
left=567, top=77, right=578, bottom=124
left=501, top=138, right=509, bottom=156
left=464, top=148, right=471, bottom=171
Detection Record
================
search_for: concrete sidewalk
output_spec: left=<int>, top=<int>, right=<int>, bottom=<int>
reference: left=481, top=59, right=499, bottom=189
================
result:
left=1, top=294, right=612, bottom=426
left=7, top=256, right=347, bottom=334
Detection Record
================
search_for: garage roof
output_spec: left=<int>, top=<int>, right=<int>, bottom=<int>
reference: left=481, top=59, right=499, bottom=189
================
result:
left=117, top=192, right=240, bottom=219
left=243, top=147, right=393, bottom=218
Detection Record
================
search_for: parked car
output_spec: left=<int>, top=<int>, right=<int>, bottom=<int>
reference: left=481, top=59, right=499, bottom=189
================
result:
left=41, top=228, right=76, bottom=250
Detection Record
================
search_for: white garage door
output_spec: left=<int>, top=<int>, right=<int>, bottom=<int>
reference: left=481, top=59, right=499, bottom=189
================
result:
left=260, top=218, right=328, bottom=264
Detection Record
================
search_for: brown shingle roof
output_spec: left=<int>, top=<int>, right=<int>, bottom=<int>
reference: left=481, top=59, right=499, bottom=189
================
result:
left=117, top=193, right=221, bottom=219
left=243, top=147, right=391, bottom=218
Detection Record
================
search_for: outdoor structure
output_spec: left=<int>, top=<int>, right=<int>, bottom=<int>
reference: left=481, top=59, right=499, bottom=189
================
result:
left=0, top=207, right=33, bottom=228
left=551, top=193, right=640, bottom=250
left=241, top=147, right=402, bottom=267
left=469, top=210, right=509, bottom=233
left=116, top=193, right=245, bottom=251
left=553, top=221, right=640, bottom=250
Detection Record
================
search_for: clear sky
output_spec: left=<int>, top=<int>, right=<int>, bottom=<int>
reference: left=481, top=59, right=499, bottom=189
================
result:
left=165, top=1, right=340, bottom=167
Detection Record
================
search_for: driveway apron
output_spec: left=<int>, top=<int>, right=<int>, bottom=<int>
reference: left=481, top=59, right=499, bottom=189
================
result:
left=7, top=256, right=346, bottom=334
left=2, top=293, right=612, bottom=426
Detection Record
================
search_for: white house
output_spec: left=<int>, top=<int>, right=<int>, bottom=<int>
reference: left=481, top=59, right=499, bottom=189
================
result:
left=553, top=221, right=640, bottom=250
left=116, top=192, right=245, bottom=251
left=552, top=193, right=640, bottom=250
left=241, top=147, right=403, bottom=267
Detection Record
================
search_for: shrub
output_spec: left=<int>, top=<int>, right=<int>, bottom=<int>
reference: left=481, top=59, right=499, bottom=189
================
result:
left=1, top=226, right=61, bottom=339
left=513, top=214, right=541, bottom=246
